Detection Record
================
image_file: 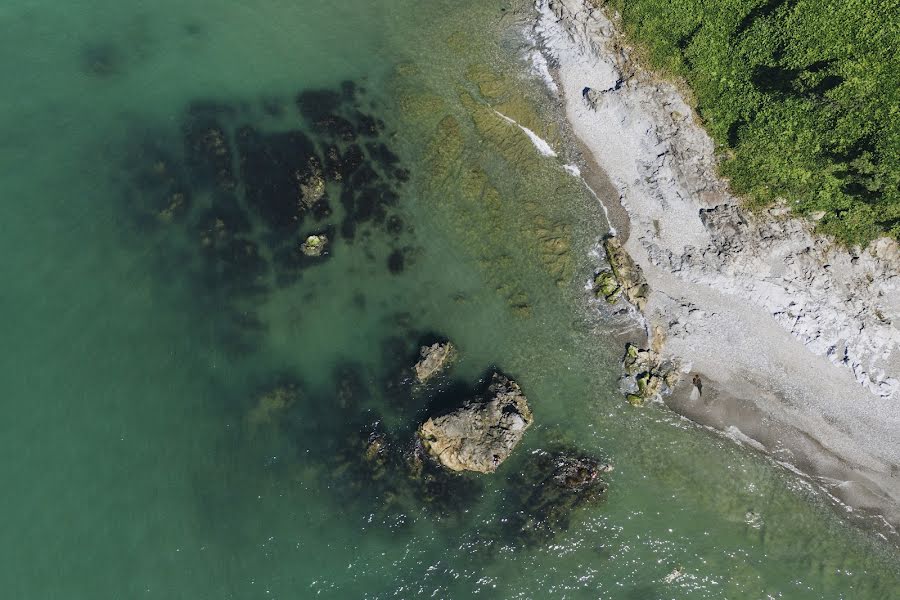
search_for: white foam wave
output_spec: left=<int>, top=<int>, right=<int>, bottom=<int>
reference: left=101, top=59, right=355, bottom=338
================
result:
left=564, top=164, right=617, bottom=236
left=492, top=110, right=558, bottom=157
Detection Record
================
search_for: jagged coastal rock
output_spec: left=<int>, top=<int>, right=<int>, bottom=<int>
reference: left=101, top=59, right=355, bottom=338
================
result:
left=414, top=341, right=456, bottom=383
left=417, top=373, right=533, bottom=473
left=621, top=343, right=679, bottom=406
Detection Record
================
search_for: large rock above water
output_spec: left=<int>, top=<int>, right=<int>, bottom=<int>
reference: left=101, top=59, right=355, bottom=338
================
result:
left=417, top=373, right=533, bottom=473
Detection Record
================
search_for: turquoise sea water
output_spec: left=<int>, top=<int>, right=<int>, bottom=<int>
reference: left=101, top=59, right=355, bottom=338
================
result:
left=2, top=1, right=899, bottom=598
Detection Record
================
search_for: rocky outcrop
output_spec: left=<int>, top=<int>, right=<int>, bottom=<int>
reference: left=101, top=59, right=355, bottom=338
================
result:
left=414, top=341, right=456, bottom=383
left=417, top=373, right=533, bottom=473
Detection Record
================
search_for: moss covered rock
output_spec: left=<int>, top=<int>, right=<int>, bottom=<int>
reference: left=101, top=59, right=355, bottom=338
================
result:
left=604, top=236, right=649, bottom=311
left=621, top=342, right=679, bottom=406
left=594, top=270, right=622, bottom=302
left=301, top=233, right=328, bottom=257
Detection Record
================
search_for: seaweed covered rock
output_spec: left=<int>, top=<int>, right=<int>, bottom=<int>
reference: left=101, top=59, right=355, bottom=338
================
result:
left=602, top=236, right=649, bottom=311
left=361, top=428, right=391, bottom=481
left=622, top=343, right=680, bottom=406
left=502, top=449, right=612, bottom=546
left=417, top=373, right=533, bottom=473
left=414, top=341, right=456, bottom=383
left=593, top=270, right=621, bottom=303
left=332, top=420, right=399, bottom=493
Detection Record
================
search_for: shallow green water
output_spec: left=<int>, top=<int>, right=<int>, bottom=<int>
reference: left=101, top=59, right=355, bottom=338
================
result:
left=1, top=1, right=899, bottom=598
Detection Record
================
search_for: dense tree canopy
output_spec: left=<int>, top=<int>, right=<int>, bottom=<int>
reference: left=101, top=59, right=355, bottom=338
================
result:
left=602, top=0, right=900, bottom=245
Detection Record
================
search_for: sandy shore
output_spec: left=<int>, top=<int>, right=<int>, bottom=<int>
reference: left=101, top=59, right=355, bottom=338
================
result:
left=533, top=0, right=900, bottom=534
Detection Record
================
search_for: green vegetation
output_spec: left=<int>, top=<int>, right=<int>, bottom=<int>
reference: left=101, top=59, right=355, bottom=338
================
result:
left=601, top=0, right=900, bottom=245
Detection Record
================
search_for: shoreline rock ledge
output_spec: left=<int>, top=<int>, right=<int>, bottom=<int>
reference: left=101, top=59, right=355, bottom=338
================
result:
left=417, top=373, right=533, bottom=473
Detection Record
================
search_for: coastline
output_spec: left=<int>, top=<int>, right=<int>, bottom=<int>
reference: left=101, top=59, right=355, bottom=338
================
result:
left=532, top=0, right=900, bottom=534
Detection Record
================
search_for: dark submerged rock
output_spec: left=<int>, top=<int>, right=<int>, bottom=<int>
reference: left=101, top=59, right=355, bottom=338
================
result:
left=323, top=145, right=344, bottom=182
left=235, top=126, right=319, bottom=235
left=366, top=141, right=400, bottom=171
left=340, top=80, right=357, bottom=101
left=500, top=449, right=612, bottom=547
left=296, top=89, right=343, bottom=121
left=311, top=197, right=333, bottom=221
left=339, top=144, right=365, bottom=178
left=328, top=415, right=484, bottom=524
left=408, top=442, right=485, bottom=518
left=339, top=217, right=357, bottom=242
left=333, top=361, right=369, bottom=411
left=259, top=97, right=287, bottom=117
left=124, top=141, right=193, bottom=225
left=387, top=250, right=405, bottom=274
left=393, top=167, right=411, bottom=183
left=194, top=192, right=252, bottom=246
left=119, top=81, right=414, bottom=373
left=183, top=103, right=237, bottom=191
left=349, top=162, right=379, bottom=190
left=81, top=41, right=122, bottom=77
left=353, top=111, right=383, bottom=137
left=386, top=215, right=404, bottom=235
left=209, top=237, right=269, bottom=293
left=313, top=113, right=356, bottom=141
